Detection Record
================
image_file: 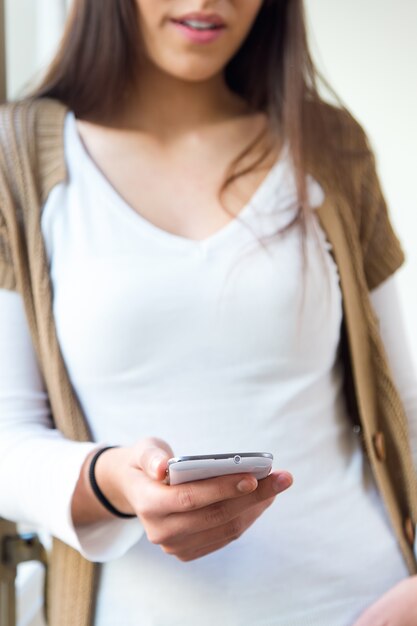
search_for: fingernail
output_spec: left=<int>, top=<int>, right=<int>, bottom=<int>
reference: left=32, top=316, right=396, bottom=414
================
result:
left=151, top=456, right=165, bottom=475
left=273, top=473, right=292, bottom=492
left=237, top=478, right=258, bottom=493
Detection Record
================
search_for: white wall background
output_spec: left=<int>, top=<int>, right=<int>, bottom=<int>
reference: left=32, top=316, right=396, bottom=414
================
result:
left=5, top=0, right=67, bottom=98
left=305, top=0, right=417, bottom=365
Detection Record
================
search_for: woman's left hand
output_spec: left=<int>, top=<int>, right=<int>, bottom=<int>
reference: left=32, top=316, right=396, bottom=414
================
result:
left=352, top=576, right=417, bottom=626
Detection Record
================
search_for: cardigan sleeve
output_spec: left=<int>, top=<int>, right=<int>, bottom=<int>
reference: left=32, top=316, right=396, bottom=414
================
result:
left=357, top=143, right=406, bottom=291
left=369, top=274, right=417, bottom=560
left=0, top=133, right=18, bottom=291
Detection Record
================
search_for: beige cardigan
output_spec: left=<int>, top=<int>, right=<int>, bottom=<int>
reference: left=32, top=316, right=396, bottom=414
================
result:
left=0, top=98, right=416, bottom=626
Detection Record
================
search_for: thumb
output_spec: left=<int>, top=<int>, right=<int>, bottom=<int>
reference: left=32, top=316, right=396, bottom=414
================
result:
left=133, top=437, right=174, bottom=481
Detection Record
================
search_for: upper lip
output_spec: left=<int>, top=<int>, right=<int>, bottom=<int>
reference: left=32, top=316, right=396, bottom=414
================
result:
left=171, top=12, right=226, bottom=26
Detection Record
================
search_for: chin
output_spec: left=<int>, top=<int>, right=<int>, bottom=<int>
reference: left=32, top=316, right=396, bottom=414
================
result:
left=164, top=63, right=225, bottom=83
left=171, top=69, right=222, bottom=83
left=151, top=51, right=226, bottom=82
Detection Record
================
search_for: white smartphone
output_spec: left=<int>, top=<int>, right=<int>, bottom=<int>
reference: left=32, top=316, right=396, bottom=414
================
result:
left=167, top=452, right=273, bottom=485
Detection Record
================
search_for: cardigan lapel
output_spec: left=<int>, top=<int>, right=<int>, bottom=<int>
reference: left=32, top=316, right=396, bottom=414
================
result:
left=0, top=99, right=99, bottom=626
left=30, top=100, right=99, bottom=626
left=316, top=194, right=417, bottom=574
left=316, top=195, right=378, bottom=433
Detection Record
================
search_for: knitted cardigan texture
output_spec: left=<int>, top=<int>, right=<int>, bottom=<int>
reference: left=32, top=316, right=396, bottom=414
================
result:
left=0, top=98, right=416, bottom=626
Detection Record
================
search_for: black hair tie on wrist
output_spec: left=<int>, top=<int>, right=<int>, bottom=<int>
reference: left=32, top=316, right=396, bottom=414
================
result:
left=89, top=446, right=136, bottom=519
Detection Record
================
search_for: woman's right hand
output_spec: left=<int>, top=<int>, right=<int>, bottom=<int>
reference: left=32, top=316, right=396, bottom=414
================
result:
left=73, top=437, right=293, bottom=562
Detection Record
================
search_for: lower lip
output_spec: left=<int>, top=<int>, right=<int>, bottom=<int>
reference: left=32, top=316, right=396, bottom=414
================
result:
left=170, top=20, right=225, bottom=44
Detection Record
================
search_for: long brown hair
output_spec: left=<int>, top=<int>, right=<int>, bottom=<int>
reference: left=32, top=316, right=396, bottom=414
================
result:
left=33, top=0, right=359, bottom=316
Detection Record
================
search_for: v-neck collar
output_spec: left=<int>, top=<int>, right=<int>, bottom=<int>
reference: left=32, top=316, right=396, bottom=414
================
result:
left=65, top=111, right=294, bottom=253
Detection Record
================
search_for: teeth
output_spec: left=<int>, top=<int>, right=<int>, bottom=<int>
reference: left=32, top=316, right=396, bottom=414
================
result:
left=181, top=19, right=219, bottom=30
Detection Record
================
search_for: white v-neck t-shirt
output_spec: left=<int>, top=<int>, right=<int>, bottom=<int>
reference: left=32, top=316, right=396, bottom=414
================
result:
left=0, top=111, right=416, bottom=626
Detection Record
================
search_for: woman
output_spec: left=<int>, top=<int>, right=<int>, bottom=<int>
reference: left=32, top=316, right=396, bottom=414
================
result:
left=0, top=1, right=416, bottom=624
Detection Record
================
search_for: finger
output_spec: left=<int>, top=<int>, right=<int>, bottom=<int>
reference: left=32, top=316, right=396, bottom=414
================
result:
left=145, top=470, right=291, bottom=529
left=252, top=471, right=293, bottom=503
left=161, top=497, right=275, bottom=554
left=143, top=471, right=260, bottom=517
left=169, top=498, right=276, bottom=561
left=172, top=539, right=231, bottom=562
left=131, top=437, right=174, bottom=481
left=171, top=472, right=293, bottom=525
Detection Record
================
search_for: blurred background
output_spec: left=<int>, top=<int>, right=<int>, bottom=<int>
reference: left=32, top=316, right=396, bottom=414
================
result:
left=1, top=1, right=416, bottom=624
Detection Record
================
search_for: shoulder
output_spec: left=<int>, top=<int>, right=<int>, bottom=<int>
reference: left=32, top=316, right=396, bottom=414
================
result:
left=303, top=98, right=378, bottom=209
left=0, top=96, right=67, bottom=127
left=0, top=97, right=68, bottom=205
left=303, top=99, right=373, bottom=186
left=303, top=98, right=369, bottom=154
left=304, top=99, right=405, bottom=290
left=0, top=97, right=68, bottom=156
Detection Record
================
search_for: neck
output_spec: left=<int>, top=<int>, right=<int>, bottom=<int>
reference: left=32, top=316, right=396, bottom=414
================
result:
left=112, top=61, right=252, bottom=138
